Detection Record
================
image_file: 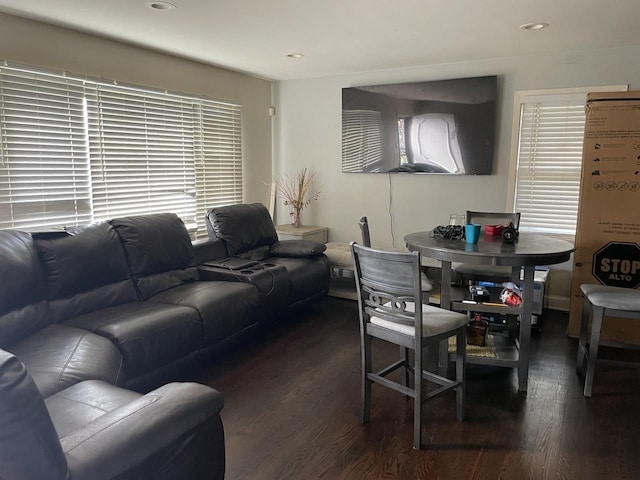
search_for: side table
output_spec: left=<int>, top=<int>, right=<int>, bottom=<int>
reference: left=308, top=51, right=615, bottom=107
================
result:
left=275, top=225, right=328, bottom=243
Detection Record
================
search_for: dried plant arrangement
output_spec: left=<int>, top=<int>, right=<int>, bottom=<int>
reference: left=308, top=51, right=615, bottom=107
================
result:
left=273, top=168, right=320, bottom=227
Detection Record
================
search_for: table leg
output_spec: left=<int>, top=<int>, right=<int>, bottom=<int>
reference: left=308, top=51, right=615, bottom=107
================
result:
left=518, top=266, right=535, bottom=392
left=440, top=260, right=452, bottom=311
left=437, top=261, right=453, bottom=376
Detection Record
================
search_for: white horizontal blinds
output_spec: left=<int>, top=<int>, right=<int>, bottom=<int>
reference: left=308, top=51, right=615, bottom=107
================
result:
left=0, top=62, right=243, bottom=233
left=87, top=84, right=197, bottom=226
left=514, top=94, right=587, bottom=235
left=0, top=65, right=91, bottom=230
left=194, top=100, right=242, bottom=239
left=342, top=110, right=383, bottom=172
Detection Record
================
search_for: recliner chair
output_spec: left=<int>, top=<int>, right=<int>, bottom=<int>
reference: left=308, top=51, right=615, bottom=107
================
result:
left=205, top=202, right=331, bottom=309
left=0, top=348, right=226, bottom=480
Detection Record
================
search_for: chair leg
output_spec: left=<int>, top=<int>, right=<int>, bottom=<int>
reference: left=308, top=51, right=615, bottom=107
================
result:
left=413, top=344, right=423, bottom=450
left=438, top=339, right=448, bottom=377
left=584, top=305, right=604, bottom=397
left=362, top=334, right=372, bottom=422
left=577, top=296, right=590, bottom=375
left=401, top=346, right=410, bottom=394
left=455, top=329, right=466, bottom=421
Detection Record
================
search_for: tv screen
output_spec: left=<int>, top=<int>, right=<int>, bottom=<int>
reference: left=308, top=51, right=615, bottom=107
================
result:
left=342, top=75, right=497, bottom=175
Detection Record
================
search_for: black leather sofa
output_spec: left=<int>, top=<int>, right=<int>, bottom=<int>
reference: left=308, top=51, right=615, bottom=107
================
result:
left=0, top=205, right=330, bottom=479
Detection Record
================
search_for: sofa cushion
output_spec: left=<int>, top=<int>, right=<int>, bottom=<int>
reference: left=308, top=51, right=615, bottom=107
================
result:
left=109, top=213, right=198, bottom=299
left=63, top=301, right=203, bottom=378
left=206, top=203, right=278, bottom=256
left=35, top=223, right=139, bottom=323
left=0, top=230, right=52, bottom=348
left=9, top=324, right=124, bottom=398
left=149, top=280, right=263, bottom=345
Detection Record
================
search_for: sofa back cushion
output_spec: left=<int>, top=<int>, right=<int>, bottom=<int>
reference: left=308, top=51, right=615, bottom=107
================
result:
left=34, top=223, right=139, bottom=323
left=0, top=349, right=69, bottom=480
left=109, top=213, right=198, bottom=299
left=206, top=203, right=278, bottom=256
left=0, top=231, right=52, bottom=349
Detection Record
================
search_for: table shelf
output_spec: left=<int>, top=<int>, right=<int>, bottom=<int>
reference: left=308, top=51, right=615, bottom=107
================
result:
left=449, top=333, right=520, bottom=367
left=451, top=300, right=521, bottom=316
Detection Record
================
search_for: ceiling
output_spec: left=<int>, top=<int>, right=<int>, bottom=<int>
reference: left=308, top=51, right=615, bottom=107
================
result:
left=1, top=0, right=640, bottom=81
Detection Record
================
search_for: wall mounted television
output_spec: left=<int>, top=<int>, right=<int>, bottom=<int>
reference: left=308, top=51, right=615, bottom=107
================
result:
left=342, top=75, right=497, bottom=174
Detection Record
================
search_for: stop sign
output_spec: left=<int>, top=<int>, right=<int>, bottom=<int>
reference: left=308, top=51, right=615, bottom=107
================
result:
left=592, top=241, right=640, bottom=288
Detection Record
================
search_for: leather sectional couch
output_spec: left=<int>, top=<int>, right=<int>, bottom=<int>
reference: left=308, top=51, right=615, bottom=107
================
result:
left=0, top=204, right=330, bottom=479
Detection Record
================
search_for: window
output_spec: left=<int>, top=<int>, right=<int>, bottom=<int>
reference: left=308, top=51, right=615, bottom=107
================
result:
left=509, top=85, right=627, bottom=236
left=0, top=66, right=92, bottom=229
left=0, top=62, right=243, bottom=238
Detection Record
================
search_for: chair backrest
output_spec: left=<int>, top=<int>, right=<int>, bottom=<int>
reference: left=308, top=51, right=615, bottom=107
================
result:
left=35, top=222, right=139, bottom=323
left=109, top=213, right=198, bottom=299
left=206, top=202, right=278, bottom=256
left=358, top=216, right=371, bottom=247
left=0, top=230, right=53, bottom=349
left=466, top=211, right=521, bottom=229
left=351, top=243, right=423, bottom=337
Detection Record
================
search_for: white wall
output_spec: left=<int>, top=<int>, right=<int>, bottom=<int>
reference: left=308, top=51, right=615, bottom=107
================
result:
left=273, top=45, right=640, bottom=308
left=0, top=12, right=273, bottom=206
left=274, top=46, right=640, bottom=242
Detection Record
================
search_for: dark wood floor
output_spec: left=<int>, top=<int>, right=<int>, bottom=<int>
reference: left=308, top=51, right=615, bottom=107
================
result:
left=192, top=297, right=640, bottom=480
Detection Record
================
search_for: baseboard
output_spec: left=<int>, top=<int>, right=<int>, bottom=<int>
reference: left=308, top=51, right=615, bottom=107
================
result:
left=327, top=276, right=357, bottom=301
left=547, top=294, right=570, bottom=312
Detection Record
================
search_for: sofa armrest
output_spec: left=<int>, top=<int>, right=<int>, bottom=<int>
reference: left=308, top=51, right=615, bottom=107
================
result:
left=62, top=382, right=225, bottom=480
left=269, top=239, right=326, bottom=258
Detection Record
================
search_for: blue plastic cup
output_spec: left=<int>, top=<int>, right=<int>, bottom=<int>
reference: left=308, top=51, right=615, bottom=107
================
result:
left=465, top=224, right=481, bottom=244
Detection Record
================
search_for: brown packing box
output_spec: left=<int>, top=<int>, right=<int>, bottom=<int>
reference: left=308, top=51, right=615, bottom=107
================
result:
left=568, top=90, right=640, bottom=344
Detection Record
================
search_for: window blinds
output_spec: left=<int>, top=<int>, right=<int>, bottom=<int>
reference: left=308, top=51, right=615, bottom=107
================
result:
left=514, top=94, right=587, bottom=235
left=87, top=84, right=198, bottom=226
left=194, top=100, right=242, bottom=232
left=0, top=63, right=242, bottom=237
left=0, top=65, right=92, bottom=230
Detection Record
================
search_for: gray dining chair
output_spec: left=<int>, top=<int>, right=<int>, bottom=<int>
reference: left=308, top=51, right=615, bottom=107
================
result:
left=325, top=217, right=371, bottom=279
left=327, top=216, right=433, bottom=291
left=359, top=216, right=433, bottom=292
left=577, top=284, right=640, bottom=397
left=453, top=211, right=522, bottom=284
left=351, top=242, right=469, bottom=449
left=358, top=216, right=371, bottom=247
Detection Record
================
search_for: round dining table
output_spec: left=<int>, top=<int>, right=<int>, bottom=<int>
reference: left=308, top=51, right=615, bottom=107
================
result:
left=405, top=230, right=575, bottom=392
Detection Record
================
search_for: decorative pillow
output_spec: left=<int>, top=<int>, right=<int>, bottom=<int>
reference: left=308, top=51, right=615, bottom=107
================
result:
left=269, top=240, right=326, bottom=258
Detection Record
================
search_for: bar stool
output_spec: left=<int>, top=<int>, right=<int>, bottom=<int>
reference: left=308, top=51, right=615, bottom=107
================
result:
left=577, top=284, right=640, bottom=397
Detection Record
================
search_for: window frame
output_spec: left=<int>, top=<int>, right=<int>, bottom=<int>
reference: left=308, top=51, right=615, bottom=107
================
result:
left=506, top=85, right=628, bottom=239
left=0, top=61, right=243, bottom=238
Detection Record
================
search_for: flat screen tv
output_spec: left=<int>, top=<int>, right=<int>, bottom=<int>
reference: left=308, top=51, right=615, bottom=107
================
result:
left=342, top=75, right=497, bottom=174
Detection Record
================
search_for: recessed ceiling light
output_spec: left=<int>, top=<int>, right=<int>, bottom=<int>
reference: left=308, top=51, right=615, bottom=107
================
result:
left=146, top=2, right=177, bottom=11
left=287, top=53, right=304, bottom=59
left=519, top=22, right=549, bottom=31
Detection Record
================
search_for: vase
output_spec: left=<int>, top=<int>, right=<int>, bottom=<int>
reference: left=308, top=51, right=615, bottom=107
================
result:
left=290, top=208, right=301, bottom=228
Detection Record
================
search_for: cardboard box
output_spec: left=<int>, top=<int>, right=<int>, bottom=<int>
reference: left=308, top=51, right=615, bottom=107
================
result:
left=568, top=91, right=640, bottom=344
